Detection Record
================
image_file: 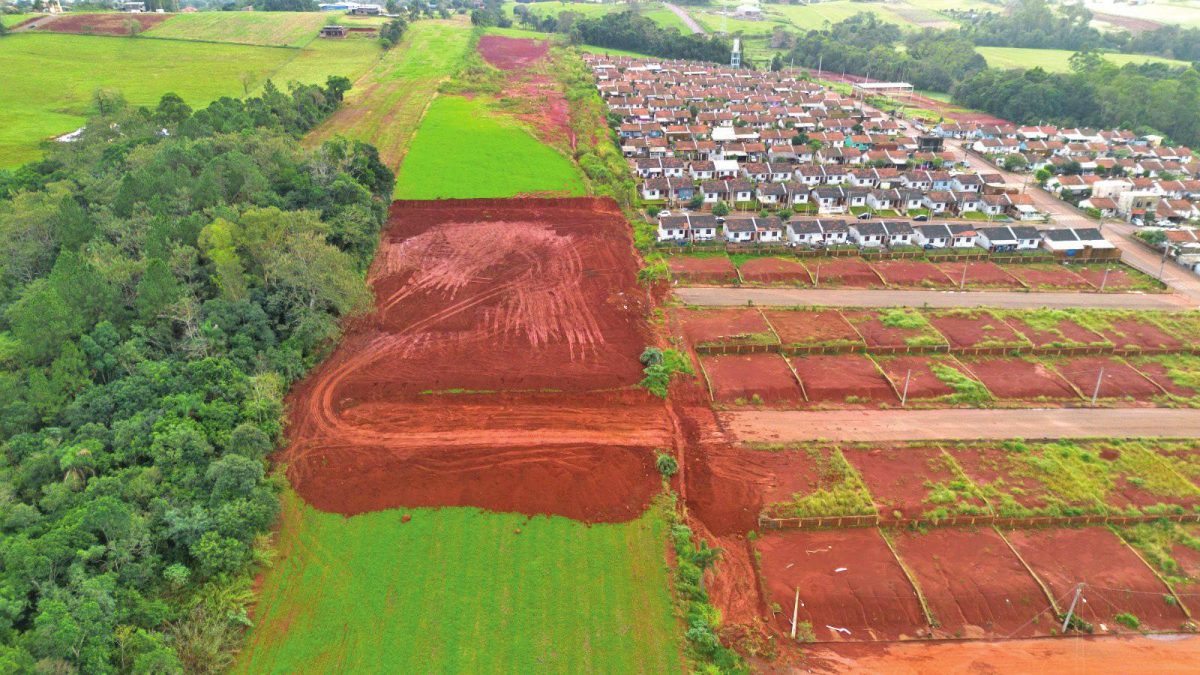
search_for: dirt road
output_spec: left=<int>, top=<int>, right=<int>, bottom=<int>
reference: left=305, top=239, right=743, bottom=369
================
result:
left=675, top=286, right=1193, bottom=310
left=663, top=2, right=705, bottom=34
left=720, top=408, right=1200, bottom=442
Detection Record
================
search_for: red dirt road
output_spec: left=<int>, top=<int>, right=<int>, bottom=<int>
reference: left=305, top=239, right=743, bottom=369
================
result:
left=281, top=198, right=666, bottom=522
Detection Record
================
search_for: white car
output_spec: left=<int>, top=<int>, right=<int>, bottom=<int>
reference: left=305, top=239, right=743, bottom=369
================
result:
left=658, top=210, right=671, bottom=218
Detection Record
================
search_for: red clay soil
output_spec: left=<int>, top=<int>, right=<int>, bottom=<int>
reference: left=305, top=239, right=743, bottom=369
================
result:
left=935, top=261, right=1026, bottom=289
left=871, top=260, right=955, bottom=288
left=701, top=354, right=804, bottom=403
left=1097, top=319, right=1185, bottom=351
left=668, top=255, right=738, bottom=284
left=1128, top=358, right=1200, bottom=398
left=958, top=357, right=1081, bottom=400
left=281, top=198, right=666, bottom=522
left=1072, top=266, right=1145, bottom=291
left=477, top=36, right=573, bottom=149
left=789, top=355, right=898, bottom=404
left=1094, top=444, right=1200, bottom=513
left=841, top=310, right=947, bottom=350
left=804, top=257, right=884, bottom=288
left=950, top=446, right=1095, bottom=514
left=737, top=256, right=812, bottom=284
left=892, top=529, right=1054, bottom=638
left=477, top=34, right=549, bottom=71
left=1001, top=316, right=1111, bottom=348
left=842, top=446, right=981, bottom=520
left=676, top=307, right=774, bottom=347
left=1091, top=11, right=1163, bottom=33
left=1007, top=527, right=1190, bottom=632
left=1169, top=526, right=1200, bottom=615
left=926, top=311, right=1029, bottom=350
left=756, top=529, right=929, bottom=641
left=761, top=309, right=863, bottom=348
left=1003, top=264, right=1095, bottom=290
left=1049, top=357, right=1165, bottom=401
left=872, top=356, right=963, bottom=400
left=40, top=12, right=172, bottom=35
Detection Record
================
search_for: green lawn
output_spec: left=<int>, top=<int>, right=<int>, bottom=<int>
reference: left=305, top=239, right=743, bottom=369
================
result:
left=1, top=12, right=37, bottom=27
left=0, top=32, right=300, bottom=166
left=255, top=36, right=382, bottom=91
left=1086, top=0, right=1200, bottom=28
left=237, top=492, right=681, bottom=674
left=146, top=11, right=330, bottom=48
left=977, top=46, right=1191, bottom=73
left=394, top=95, right=586, bottom=199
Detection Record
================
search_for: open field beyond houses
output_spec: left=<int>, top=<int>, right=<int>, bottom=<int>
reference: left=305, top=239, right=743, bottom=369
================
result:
left=721, top=408, right=1200, bottom=442
left=676, top=287, right=1195, bottom=310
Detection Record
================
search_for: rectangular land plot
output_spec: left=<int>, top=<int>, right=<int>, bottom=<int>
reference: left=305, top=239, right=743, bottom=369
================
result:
left=892, top=529, right=1054, bottom=638
left=873, top=355, right=983, bottom=401
left=1007, top=527, right=1190, bottom=632
left=1091, top=442, right=1200, bottom=513
left=1071, top=264, right=1163, bottom=292
left=1003, top=263, right=1095, bottom=290
left=926, top=310, right=1032, bottom=350
left=950, top=445, right=1104, bottom=517
left=843, top=446, right=989, bottom=521
left=872, top=259, right=956, bottom=288
left=1049, top=357, right=1165, bottom=401
left=738, top=256, right=812, bottom=284
left=677, top=307, right=777, bottom=348
left=1000, top=313, right=1112, bottom=349
left=958, top=357, right=1080, bottom=400
left=1089, top=316, right=1186, bottom=351
left=789, top=354, right=898, bottom=405
left=668, top=255, right=738, bottom=284
left=701, top=354, right=804, bottom=403
left=842, top=309, right=948, bottom=350
left=756, top=529, right=928, bottom=641
left=1119, top=522, right=1200, bottom=616
left=805, top=257, right=884, bottom=288
left=762, top=309, right=864, bottom=350
left=1126, top=356, right=1200, bottom=399
left=758, top=445, right=877, bottom=521
left=936, top=261, right=1026, bottom=289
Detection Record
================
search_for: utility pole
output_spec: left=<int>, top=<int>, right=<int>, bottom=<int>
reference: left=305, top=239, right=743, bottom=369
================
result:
left=1091, top=367, right=1104, bottom=406
left=790, top=587, right=800, bottom=639
left=901, top=369, right=911, bottom=407
left=960, top=263, right=968, bottom=289
left=1159, top=244, right=1169, bottom=280
left=1099, top=266, right=1110, bottom=292
left=1061, top=583, right=1086, bottom=633
left=815, top=263, right=821, bottom=287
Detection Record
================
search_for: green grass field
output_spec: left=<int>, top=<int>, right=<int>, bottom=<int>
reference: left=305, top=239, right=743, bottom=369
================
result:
left=1086, top=0, right=1200, bottom=28
left=146, top=11, right=329, bottom=48
left=1, top=12, right=37, bottom=27
left=977, top=46, right=1191, bottom=72
left=237, top=493, right=681, bottom=673
left=394, top=95, right=586, bottom=198
left=256, top=37, right=382, bottom=90
left=503, top=1, right=689, bottom=32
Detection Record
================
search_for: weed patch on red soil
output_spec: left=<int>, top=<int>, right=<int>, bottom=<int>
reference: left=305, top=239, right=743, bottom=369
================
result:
left=1001, top=315, right=1112, bottom=349
left=926, top=310, right=1030, bottom=350
left=872, top=355, right=971, bottom=401
left=1003, top=264, right=1095, bottom=290
left=40, top=12, right=172, bottom=35
left=1097, top=319, right=1185, bottom=351
left=1007, top=527, right=1190, bottom=632
left=842, top=309, right=947, bottom=350
left=701, top=354, right=803, bottom=403
left=789, top=355, right=898, bottom=404
left=843, top=446, right=985, bottom=520
left=1049, top=357, right=1164, bottom=401
left=668, top=255, right=738, bottom=284
left=281, top=198, right=664, bottom=522
left=756, top=529, right=929, bottom=641
left=805, top=257, right=883, bottom=288
left=761, top=309, right=863, bottom=349
left=477, top=34, right=549, bottom=70
left=936, top=261, right=1025, bottom=289
left=737, top=256, right=812, bottom=284
left=1127, top=358, right=1200, bottom=398
left=872, top=260, right=955, bottom=288
left=676, top=307, right=776, bottom=347
left=892, top=529, right=1054, bottom=638
left=949, top=445, right=1100, bottom=517
left=959, top=357, right=1080, bottom=400
left=1071, top=266, right=1147, bottom=291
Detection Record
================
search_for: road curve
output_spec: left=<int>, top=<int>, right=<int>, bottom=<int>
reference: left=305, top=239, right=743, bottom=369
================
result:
left=675, top=286, right=1194, bottom=310
left=721, top=408, right=1200, bottom=443
left=664, top=2, right=706, bottom=34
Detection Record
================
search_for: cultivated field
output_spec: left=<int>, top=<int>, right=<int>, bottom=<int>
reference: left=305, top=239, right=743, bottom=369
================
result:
left=977, top=46, right=1191, bottom=72
left=1086, top=0, right=1200, bottom=28
left=145, top=11, right=330, bottom=47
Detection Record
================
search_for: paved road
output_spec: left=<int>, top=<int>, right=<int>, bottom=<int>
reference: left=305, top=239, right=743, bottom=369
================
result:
left=676, top=286, right=1193, bottom=310
left=721, top=409, right=1200, bottom=442
left=663, top=2, right=706, bottom=34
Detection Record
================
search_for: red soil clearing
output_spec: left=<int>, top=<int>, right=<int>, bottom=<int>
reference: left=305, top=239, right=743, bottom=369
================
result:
left=892, top=529, right=1054, bottom=638
left=1073, top=266, right=1145, bottom=291
left=1128, top=359, right=1200, bottom=398
left=477, top=36, right=572, bottom=149
left=841, top=310, right=947, bottom=350
left=789, top=354, right=898, bottom=404
left=1001, top=316, right=1110, bottom=348
left=737, top=256, right=812, bottom=284
left=668, top=255, right=738, bottom=284
left=477, top=34, right=549, bottom=71
left=1003, top=265, right=1095, bottom=290
left=951, top=446, right=1090, bottom=513
left=1050, top=357, right=1164, bottom=401
left=935, top=261, right=1025, bottom=289
left=872, top=260, right=955, bottom=287
left=1169, top=526, right=1200, bottom=615
left=872, top=355, right=966, bottom=400
left=701, top=354, right=803, bottom=403
left=806, top=257, right=883, bottom=288
left=1095, top=443, right=1200, bottom=512
left=1007, top=527, right=1190, bottom=632
left=843, top=446, right=980, bottom=520
left=926, top=311, right=1028, bottom=350
left=677, top=307, right=774, bottom=347
left=281, top=198, right=665, bottom=522
left=761, top=309, right=863, bottom=349
left=959, top=357, right=1080, bottom=400
left=41, top=12, right=172, bottom=35
left=1098, top=319, right=1185, bottom=351
left=757, top=529, right=929, bottom=641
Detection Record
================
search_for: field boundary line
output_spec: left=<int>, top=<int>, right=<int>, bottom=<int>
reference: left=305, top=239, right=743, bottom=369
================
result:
left=878, top=529, right=938, bottom=631
left=994, top=526, right=1062, bottom=615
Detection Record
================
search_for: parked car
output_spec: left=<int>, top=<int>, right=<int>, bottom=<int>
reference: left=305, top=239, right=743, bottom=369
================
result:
left=658, top=210, right=671, bottom=218
left=913, top=214, right=929, bottom=221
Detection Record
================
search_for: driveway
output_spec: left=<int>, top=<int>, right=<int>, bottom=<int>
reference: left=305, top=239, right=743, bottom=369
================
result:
left=720, top=408, right=1200, bottom=442
left=664, top=3, right=705, bottom=34
left=675, top=286, right=1194, bottom=310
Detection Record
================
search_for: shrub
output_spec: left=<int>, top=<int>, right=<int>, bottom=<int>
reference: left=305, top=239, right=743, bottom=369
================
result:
left=656, top=452, right=679, bottom=477
left=1115, top=612, right=1141, bottom=630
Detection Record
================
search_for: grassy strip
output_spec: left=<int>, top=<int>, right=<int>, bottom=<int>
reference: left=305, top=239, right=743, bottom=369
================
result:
left=766, top=446, right=877, bottom=519
left=1118, top=521, right=1200, bottom=587
left=920, top=451, right=993, bottom=522
left=930, top=362, right=993, bottom=405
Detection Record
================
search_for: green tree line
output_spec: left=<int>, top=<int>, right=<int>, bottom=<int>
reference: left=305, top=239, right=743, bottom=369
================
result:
left=0, top=78, right=393, bottom=672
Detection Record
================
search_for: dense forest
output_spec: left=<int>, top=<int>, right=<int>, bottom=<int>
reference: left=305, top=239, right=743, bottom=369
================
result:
left=513, top=10, right=733, bottom=64
left=0, top=79, right=393, bottom=671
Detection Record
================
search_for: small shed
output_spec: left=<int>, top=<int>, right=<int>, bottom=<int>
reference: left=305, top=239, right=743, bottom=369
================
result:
left=320, top=25, right=347, bottom=38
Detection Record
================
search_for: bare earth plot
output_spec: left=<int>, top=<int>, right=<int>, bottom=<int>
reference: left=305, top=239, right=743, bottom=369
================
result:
left=675, top=287, right=1194, bottom=310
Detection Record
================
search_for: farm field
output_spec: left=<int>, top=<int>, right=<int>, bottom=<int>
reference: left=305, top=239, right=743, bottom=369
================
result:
left=976, top=46, right=1192, bottom=72
left=1086, top=0, right=1200, bottom=28
left=502, top=1, right=689, bottom=32
left=145, top=11, right=329, bottom=47
left=237, top=492, right=680, bottom=673
left=1, top=12, right=35, bottom=27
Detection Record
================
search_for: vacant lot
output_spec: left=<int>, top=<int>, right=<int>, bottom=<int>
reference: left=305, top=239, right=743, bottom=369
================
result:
left=146, top=11, right=329, bottom=47
left=977, top=46, right=1191, bottom=72
left=238, top=492, right=680, bottom=673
